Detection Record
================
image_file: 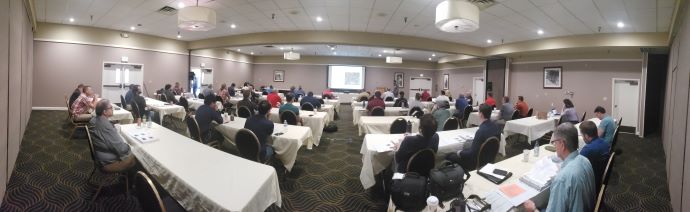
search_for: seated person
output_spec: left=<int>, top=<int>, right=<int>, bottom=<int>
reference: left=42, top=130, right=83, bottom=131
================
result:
left=394, top=91, right=408, bottom=107
left=432, top=101, right=451, bottom=131
left=357, top=90, right=370, bottom=102
left=322, top=89, right=334, bottom=99
left=300, top=92, right=322, bottom=109
left=228, top=83, right=236, bottom=97
left=562, top=99, right=579, bottom=124
left=90, top=100, right=136, bottom=172
left=201, top=84, right=214, bottom=98
left=515, top=96, right=529, bottom=117
left=173, top=82, right=184, bottom=95
left=279, top=94, right=303, bottom=125
left=163, top=84, right=179, bottom=104
left=485, top=93, right=496, bottom=107
left=294, top=86, right=306, bottom=99
left=129, top=86, right=147, bottom=122
left=465, top=92, right=473, bottom=106
left=445, top=104, right=501, bottom=171
left=594, top=106, right=616, bottom=143
left=267, top=90, right=282, bottom=108
left=366, top=91, right=386, bottom=112
left=395, top=114, right=440, bottom=172
left=195, top=94, right=224, bottom=144
left=69, top=83, right=84, bottom=108
left=454, top=94, right=468, bottom=118
left=421, top=90, right=431, bottom=102
left=124, top=84, right=136, bottom=106
left=408, top=93, right=423, bottom=110
left=244, top=101, right=275, bottom=162
left=579, top=121, right=611, bottom=189
left=382, top=88, right=395, bottom=100
left=237, top=90, right=258, bottom=115
left=71, top=85, right=99, bottom=122
left=523, top=123, right=596, bottom=212
left=499, top=96, right=515, bottom=120
left=435, top=90, right=450, bottom=103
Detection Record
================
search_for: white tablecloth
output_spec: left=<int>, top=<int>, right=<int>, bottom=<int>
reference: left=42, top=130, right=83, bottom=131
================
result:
left=119, top=123, right=281, bottom=212
left=145, top=97, right=186, bottom=121
left=575, top=118, right=602, bottom=149
left=351, top=101, right=396, bottom=108
left=333, top=92, right=358, bottom=103
left=359, top=128, right=479, bottom=189
left=269, top=108, right=327, bottom=149
left=215, top=117, right=313, bottom=171
left=467, top=110, right=501, bottom=126
left=291, top=103, right=335, bottom=123
left=500, top=116, right=560, bottom=156
left=109, top=104, right=134, bottom=124
left=357, top=116, right=420, bottom=136
left=227, top=97, right=243, bottom=105
left=175, top=95, right=223, bottom=110
left=352, top=107, right=409, bottom=125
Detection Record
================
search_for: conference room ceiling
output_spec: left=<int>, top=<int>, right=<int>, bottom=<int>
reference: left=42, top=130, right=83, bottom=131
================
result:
left=36, top=0, right=675, bottom=47
left=226, top=44, right=449, bottom=61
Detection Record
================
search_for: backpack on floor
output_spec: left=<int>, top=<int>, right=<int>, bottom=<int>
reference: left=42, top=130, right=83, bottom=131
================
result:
left=429, top=162, right=471, bottom=201
left=323, top=122, right=338, bottom=132
left=391, top=172, right=429, bottom=211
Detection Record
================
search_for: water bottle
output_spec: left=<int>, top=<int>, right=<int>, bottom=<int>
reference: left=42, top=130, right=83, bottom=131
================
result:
left=284, top=120, right=288, bottom=128
left=406, top=120, right=412, bottom=133
left=362, top=100, right=366, bottom=108
left=147, top=111, right=153, bottom=128
left=533, top=140, right=540, bottom=157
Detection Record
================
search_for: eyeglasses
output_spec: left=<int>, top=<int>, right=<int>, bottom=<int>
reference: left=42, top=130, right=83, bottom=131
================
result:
left=550, top=138, right=563, bottom=145
left=106, top=107, right=113, bottom=110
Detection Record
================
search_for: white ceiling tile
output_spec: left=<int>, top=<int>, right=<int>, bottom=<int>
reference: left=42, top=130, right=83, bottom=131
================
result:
left=593, top=0, right=631, bottom=28
left=626, top=8, right=656, bottom=32
left=484, top=4, right=515, bottom=17
left=656, top=6, right=673, bottom=32
left=350, top=0, right=373, bottom=8
left=299, top=0, right=326, bottom=7
left=373, top=0, right=403, bottom=12
left=624, top=0, right=656, bottom=9
left=251, top=0, right=280, bottom=11
left=45, top=0, right=69, bottom=22
left=273, top=0, right=300, bottom=9
left=559, top=0, right=606, bottom=32
left=657, top=0, right=676, bottom=8
left=500, top=0, right=536, bottom=12
left=539, top=2, right=592, bottom=34
left=528, top=0, right=559, bottom=6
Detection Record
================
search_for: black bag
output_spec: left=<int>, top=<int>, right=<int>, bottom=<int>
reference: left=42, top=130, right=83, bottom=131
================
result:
left=391, top=172, right=428, bottom=211
left=323, top=122, right=338, bottom=132
left=429, top=162, right=471, bottom=201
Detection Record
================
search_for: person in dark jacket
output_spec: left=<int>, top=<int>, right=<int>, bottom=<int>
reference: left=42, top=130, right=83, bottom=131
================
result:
left=445, top=104, right=501, bottom=171
left=195, top=94, right=224, bottom=144
left=395, top=114, right=440, bottom=172
left=244, top=100, right=275, bottom=161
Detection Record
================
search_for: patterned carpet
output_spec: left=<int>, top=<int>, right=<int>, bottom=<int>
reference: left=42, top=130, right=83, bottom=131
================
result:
left=0, top=106, right=673, bottom=211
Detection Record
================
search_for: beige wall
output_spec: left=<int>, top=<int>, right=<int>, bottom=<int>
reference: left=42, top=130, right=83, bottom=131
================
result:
left=33, top=41, right=188, bottom=107
left=189, top=55, right=254, bottom=90
left=436, top=66, right=485, bottom=96
left=1, top=0, right=34, bottom=202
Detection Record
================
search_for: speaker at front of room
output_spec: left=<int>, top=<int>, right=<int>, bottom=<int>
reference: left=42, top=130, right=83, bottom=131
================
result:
left=188, top=72, right=195, bottom=80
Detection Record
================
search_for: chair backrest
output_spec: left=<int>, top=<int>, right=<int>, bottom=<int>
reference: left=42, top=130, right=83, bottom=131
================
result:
left=371, top=107, right=385, bottom=116
left=408, top=107, right=423, bottom=116
left=406, top=148, right=436, bottom=177
left=394, top=99, right=408, bottom=108
left=526, top=108, right=534, bottom=117
left=476, top=137, right=500, bottom=170
left=443, top=117, right=459, bottom=131
left=301, top=102, right=315, bottom=111
left=186, top=115, right=203, bottom=143
left=510, top=110, right=520, bottom=120
left=385, top=96, right=394, bottom=101
left=120, top=95, right=127, bottom=109
left=134, top=171, right=166, bottom=212
left=198, top=93, right=205, bottom=99
left=177, top=96, right=189, bottom=112
left=595, top=151, right=617, bottom=212
left=461, top=106, right=474, bottom=128
left=84, top=126, right=99, bottom=168
left=610, top=127, right=620, bottom=152
left=235, top=129, right=262, bottom=162
left=237, top=106, right=252, bottom=118
left=65, top=95, right=72, bottom=117
left=557, top=115, right=566, bottom=125
left=262, top=91, right=268, bottom=95
left=617, top=117, right=623, bottom=127
left=581, top=111, right=587, bottom=122
left=280, top=110, right=298, bottom=125
left=318, top=98, right=325, bottom=104
left=390, top=118, right=408, bottom=134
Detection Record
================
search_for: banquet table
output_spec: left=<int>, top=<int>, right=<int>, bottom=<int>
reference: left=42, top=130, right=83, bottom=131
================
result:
left=119, top=123, right=282, bottom=212
left=360, top=128, right=479, bottom=189
left=110, top=104, right=134, bottom=124
left=500, top=116, right=560, bottom=156
left=352, top=107, right=409, bottom=125
left=268, top=108, right=327, bottom=149
left=215, top=117, right=313, bottom=171
left=351, top=101, right=396, bottom=108
left=357, top=116, right=420, bottom=136
left=291, top=103, right=335, bottom=123
left=174, top=95, right=223, bottom=110
left=333, top=92, right=358, bottom=104
left=227, top=97, right=243, bottom=105
left=144, top=97, right=186, bottom=122
left=466, top=110, right=501, bottom=126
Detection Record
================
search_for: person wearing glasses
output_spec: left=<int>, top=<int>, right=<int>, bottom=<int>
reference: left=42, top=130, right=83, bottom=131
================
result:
left=523, top=123, right=596, bottom=212
left=90, top=100, right=136, bottom=173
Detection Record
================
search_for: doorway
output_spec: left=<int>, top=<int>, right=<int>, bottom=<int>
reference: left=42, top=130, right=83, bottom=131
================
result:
left=190, top=67, right=213, bottom=96
left=409, top=77, right=432, bottom=99
left=612, top=78, right=640, bottom=133
left=473, top=77, right=485, bottom=106
left=102, top=62, right=143, bottom=104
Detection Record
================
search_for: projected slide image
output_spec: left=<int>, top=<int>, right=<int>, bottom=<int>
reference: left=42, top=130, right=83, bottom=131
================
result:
left=328, top=65, right=365, bottom=90
left=345, top=72, right=361, bottom=85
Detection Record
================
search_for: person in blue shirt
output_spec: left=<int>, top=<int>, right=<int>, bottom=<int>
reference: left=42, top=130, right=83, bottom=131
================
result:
left=294, top=86, right=306, bottom=99
left=579, top=120, right=611, bottom=189
left=523, top=123, right=596, bottom=212
left=195, top=94, right=224, bottom=144
left=244, top=100, right=275, bottom=162
left=594, top=106, right=616, bottom=143
left=561, top=99, right=579, bottom=124
left=395, top=114, right=439, bottom=172
left=454, top=94, right=468, bottom=119
left=445, top=104, right=501, bottom=171
left=124, top=84, right=136, bottom=106
left=300, top=91, right=321, bottom=109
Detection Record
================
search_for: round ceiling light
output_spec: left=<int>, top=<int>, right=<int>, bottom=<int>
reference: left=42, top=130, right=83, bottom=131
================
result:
left=435, top=0, right=479, bottom=33
left=178, top=6, right=217, bottom=31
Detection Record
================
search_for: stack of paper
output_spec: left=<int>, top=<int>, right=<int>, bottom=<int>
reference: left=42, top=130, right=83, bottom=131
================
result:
left=519, top=156, right=560, bottom=191
left=130, top=131, right=158, bottom=144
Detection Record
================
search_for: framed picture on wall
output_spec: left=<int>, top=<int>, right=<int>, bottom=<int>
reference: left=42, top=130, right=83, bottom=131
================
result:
left=394, top=72, right=404, bottom=88
left=443, top=74, right=450, bottom=90
left=543, top=67, right=562, bottom=89
left=274, top=70, right=285, bottom=82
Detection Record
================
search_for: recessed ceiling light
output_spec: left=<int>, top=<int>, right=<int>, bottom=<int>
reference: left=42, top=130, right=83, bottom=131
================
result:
left=537, top=29, right=544, bottom=35
left=250, top=52, right=254, bottom=55
left=237, top=49, right=241, bottom=52
left=617, top=21, right=625, bottom=28
left=279, top=47, right=284, bottom=50
left=420, top=74, right=424, bottom=77
left=486, top=39, right=492, bottom=43
left=69, top=17, right=74, bottom=22
left=130, top=26, right=136, bottom=31
left=330, top=47, right=335, bottom=50
left=428, top=58, right=432, bottom=61
left=316, top=16, right=323, bottom=22
left=177, top=2, right=185, bottom=8
left=431, top=53, right=436, bottom=57
left=333, top=52, right=337, bottom=55
left=378, top=54, right=382, bottom=57
left=230, top=24, right=236, bottom=29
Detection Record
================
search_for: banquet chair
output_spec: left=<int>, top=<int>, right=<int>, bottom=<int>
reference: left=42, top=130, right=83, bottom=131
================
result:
left=280, top=110, right=299, bottom=125
left=85, top=126, right=129, bottom=202
left=371, top=107, right=385, bottom=116
left=185, top=115, right=203, bottom=143
left=581, top=112, right=587, bottom=122
left=198, top=93, right=205, bottom=99
left=235, top=129, right=268, bottom=163
left=617, top=117, right=623, bottom=128
left=159, top=94, right=168, bottom=102
left=318, top=99, right=325, bottom=105
left=442, top=117, right=459, bottom=131
left=406, top=148, right=436, bottom=177
left=120, top=95, right=131, bottom=111
left=393, top=99, right=408, bottom=108
left=595, top=151, right=617, bottom=212
left=301, top=102, right=315, bottom=111
left=135, top=171, right=183, bottom=212
left=476, top=137, right=499, bottom=171
left=385, top=97, right=394, bottom=101
left=215, top=95, right=223, bottom=103
left=526, top=108, right=534, bottom=117
left=461, top=106, right=473, bottom=129
left=408, top=107, right=423, bottom=117
left=609, top=127, right=620, bottom=154
left=66, top=96, right=89, bottom=139
left=237, top=106, right=252, bottom=118
left=390, top=118, right=408, bottom=134
left=65, top=95, right=72, bottom=120
left=177, top=97, right=190, bottom=113
left=510, top=110, right=521, bottom=120
left=359, top=96, right=369, bottom=102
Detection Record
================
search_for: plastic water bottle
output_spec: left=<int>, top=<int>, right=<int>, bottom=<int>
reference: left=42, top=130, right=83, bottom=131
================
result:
left=147, top=111, right=153, bottom=128
left=533, top=140, right=540, bottom=157
left=284, top=120, right=288, bottom=128
left=406, top=120, right=412, bottom=133
left=362, top=101, right=366, bottom=108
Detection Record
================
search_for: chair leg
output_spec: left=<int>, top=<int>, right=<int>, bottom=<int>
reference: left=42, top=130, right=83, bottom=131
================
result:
left=91, top=184, right=103, bottom=203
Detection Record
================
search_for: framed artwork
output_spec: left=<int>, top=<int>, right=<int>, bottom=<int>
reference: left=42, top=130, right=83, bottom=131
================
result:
left=394, top=72, right=404, bottom=87
left=443, top=74, right=449, bottom=90
left=274, top=70, right=284, bottom=82
left=543, top=67, right=562, bottom=89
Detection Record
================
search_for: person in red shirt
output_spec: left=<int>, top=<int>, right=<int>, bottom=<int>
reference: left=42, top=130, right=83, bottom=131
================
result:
left=421, top=90, right=431, bottom=102
left=515, top=96, right=530, bottom=117
left=485, top=93, right=496, bottom=108
left=267, top=90, right=282, bottom=108
left=366, top=91, right=386, bottom=113
left=323, top=89, right=334, bottom=99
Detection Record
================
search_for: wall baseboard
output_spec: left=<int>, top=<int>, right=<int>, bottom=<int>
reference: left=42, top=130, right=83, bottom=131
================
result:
left=32, top=107, right=67, bottom=111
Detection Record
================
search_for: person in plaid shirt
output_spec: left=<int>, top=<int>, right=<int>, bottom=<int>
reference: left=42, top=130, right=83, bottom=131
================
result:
left=71, top=85, right=99, bottom=122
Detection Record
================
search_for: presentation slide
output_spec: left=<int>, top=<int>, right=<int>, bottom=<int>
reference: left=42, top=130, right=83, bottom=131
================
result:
left=328, top=65, right=366, bottom=90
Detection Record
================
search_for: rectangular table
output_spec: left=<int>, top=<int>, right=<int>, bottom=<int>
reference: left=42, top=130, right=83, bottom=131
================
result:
left=351, top=101, right=396, bottom=108
left=333, top=92, right=358, bottom=104
left=119, top=123, right=282, bottom=212
left=467, top=110, right=501, bottom=126
left=360, top=128, right=479, bottom=189
left=268, top=108, right=327, bottom=149
left=291, top=103, right=335, bottom=123
left=500, top=116, right=560, bottom=156
left=357, top=116, right=420, bottom=136
left=145, top=97, right=186, bottom=122
left=110, top=103, right=134, bottom=124
left=352, top=107, right=410, bottom=125
left=215, top=117, right=313, bottom=171
left=175, top=95, right=223, bottom=110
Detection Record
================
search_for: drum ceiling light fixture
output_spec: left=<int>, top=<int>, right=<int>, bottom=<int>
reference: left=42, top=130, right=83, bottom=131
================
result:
left=178, top=0, right=216, bottom=31
left=435, top=0, right=479, bottom=33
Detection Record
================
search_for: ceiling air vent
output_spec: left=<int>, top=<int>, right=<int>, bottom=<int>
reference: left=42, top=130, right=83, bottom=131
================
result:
left=467, top=0, right=495, bottom=10
left=157, top=6, right=178, bottom=16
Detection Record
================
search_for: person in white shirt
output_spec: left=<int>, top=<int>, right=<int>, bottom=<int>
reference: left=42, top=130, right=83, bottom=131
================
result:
left=435, top=90, right=450, bottom=103
left=382, top=88, right=395, bottom=101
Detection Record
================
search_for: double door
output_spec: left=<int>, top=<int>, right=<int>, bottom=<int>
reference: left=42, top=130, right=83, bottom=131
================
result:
left=102, top=62, right=143, bottom=104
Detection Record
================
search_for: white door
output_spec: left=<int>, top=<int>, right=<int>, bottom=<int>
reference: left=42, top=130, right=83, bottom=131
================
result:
left=612, top=79, right=640, bottom=128
left=473, top=77, right=485, bottom=106
left=409, top=77, right=432, bottom=98
left=191, top=67, right=213, bottom=96
left=102, top=63, right=143, bottom=104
